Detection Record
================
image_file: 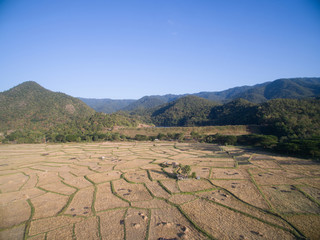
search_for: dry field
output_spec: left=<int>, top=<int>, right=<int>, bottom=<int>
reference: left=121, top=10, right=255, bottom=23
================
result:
left=0, top=142, right=320, bottom=239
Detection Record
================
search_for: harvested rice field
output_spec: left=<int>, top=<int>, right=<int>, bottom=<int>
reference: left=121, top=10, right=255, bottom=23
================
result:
left=1, top=142, right=320, bottom=239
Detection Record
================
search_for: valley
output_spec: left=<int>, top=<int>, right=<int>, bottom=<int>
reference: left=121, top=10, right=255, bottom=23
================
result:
left=1, top=142, right=320, bottom=239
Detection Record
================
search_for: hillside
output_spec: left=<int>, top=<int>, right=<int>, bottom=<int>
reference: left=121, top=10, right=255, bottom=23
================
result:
left=150, top=95, right=219, bottom=126
left=257, top=97, right=320, bottom=138
left=1, top=81, right=320, bottom=147
left=0, top=81, right=95, bottom=131
left=209, top=99, right=259, bottom=125
left=144, top=95, right=320, bottom=139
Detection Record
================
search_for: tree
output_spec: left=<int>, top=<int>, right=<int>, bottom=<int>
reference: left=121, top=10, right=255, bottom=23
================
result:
left=181, top=165, right=191, bottom=176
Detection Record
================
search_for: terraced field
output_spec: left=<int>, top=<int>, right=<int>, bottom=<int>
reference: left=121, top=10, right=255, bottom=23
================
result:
left=0, top=142, right=320, bottom=239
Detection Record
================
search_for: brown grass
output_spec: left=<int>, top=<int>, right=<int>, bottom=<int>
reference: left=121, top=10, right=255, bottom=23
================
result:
left=1, top=141, right=318, bottom=239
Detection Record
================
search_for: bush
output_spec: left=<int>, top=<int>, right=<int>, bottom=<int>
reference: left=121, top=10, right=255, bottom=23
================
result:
left=134, top=134, right=148, bottom=141
left=66, top=134, right=79, bottom=142
left=157, top=133, right=166, bottom=140
left=112, top=133, right=120, bottom=141
left=237, top=134, right=278, bottom=148
left=205, top=134, right=237, bottom=145
left=55, top=134, right=66, bottom=143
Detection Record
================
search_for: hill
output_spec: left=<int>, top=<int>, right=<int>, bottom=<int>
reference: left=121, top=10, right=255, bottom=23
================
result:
left=145, top=95, right=320, bottom=140
left=0, top=81, right=95, bottom=131
left=150, top=95, right=219, bottom=126
left=257, top=97, right=320, bottom=138
left=209, top=98, right=259, bottom=125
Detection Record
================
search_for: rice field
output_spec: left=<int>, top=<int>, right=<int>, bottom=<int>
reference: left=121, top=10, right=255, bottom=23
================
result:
left=0, top=142, right=320, bottom=239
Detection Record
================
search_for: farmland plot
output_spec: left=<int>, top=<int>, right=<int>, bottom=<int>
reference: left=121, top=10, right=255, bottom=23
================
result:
left=1, top=142, right=319, bottom=239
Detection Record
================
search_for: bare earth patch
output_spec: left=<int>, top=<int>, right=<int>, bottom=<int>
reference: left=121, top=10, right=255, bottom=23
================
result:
left=261, top=185, right=320, bottom=214
left=285, top=214, right=320, bottom=240
left=149, top=207, right=207, bottom=239
left=178, top=179, right=214, bottom=192
left=211, top=168, right=249, bottom=179
left=212, top=179, right=270, bottom=209
left=98, top=209, right=126, bottom=240
left=31, top=192, right=69, bottom=219
left=64, top=187, right=94, bottom=217
left=113, top=179, right=153, bottom=202
left=181, top=198, right=296, bottom=239
left=125, top=208, right=149, bottom=240
left=95, top=182, right=129, bottom=211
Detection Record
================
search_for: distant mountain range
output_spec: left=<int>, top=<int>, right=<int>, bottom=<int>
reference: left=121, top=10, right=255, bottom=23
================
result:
left=1, top=78, right=320, bottom=141
left=78, top=98, right=135, bottom=113
left=80, top=78, right=320, bottom=113
left=2, top=79, right=319, bottom=158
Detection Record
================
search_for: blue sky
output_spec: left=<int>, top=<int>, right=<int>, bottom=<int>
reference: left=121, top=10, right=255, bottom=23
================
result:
left=1, top=0, right=319, bottom=99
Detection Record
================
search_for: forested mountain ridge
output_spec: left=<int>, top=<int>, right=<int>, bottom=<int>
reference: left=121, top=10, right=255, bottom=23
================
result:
left=257, top=97, right=320, bottom=138
left=0, top=81, right=96, bottom=131
left=149, top=95, right=220, bottom=126
left=1, top=80, right=320, bottom=156
left=233, top=78, right=320, bottom=102
left=143, top=95, right=320, bottom=139
left=80, top=77, right=320, bottom=113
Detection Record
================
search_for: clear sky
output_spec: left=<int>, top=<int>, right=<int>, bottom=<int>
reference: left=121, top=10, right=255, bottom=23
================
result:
left=1, top=0, right=320, bottom=99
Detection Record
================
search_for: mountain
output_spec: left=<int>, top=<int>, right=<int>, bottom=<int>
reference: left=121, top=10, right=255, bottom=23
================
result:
left=257, top=97, right=320, bottom=138
left=263, top=78, right=320, bottom=99
left=78, top=98, right=135, bottom=113
left=209, top=98, right=259, bottom=125
left=80, top=78, right=320, bottom=113
left=194, top=85, right=256, bottom=102
left=122, top=96, right=167, bottom=111
left=146, top=95, right=320, bottom=139
left=234, top=78, right=320, bottom=102
left=150, top=95, right=219, bottom=126
left=1, top=80, right=320, bottom=144
left=0, top=81, right=95, bottom=131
